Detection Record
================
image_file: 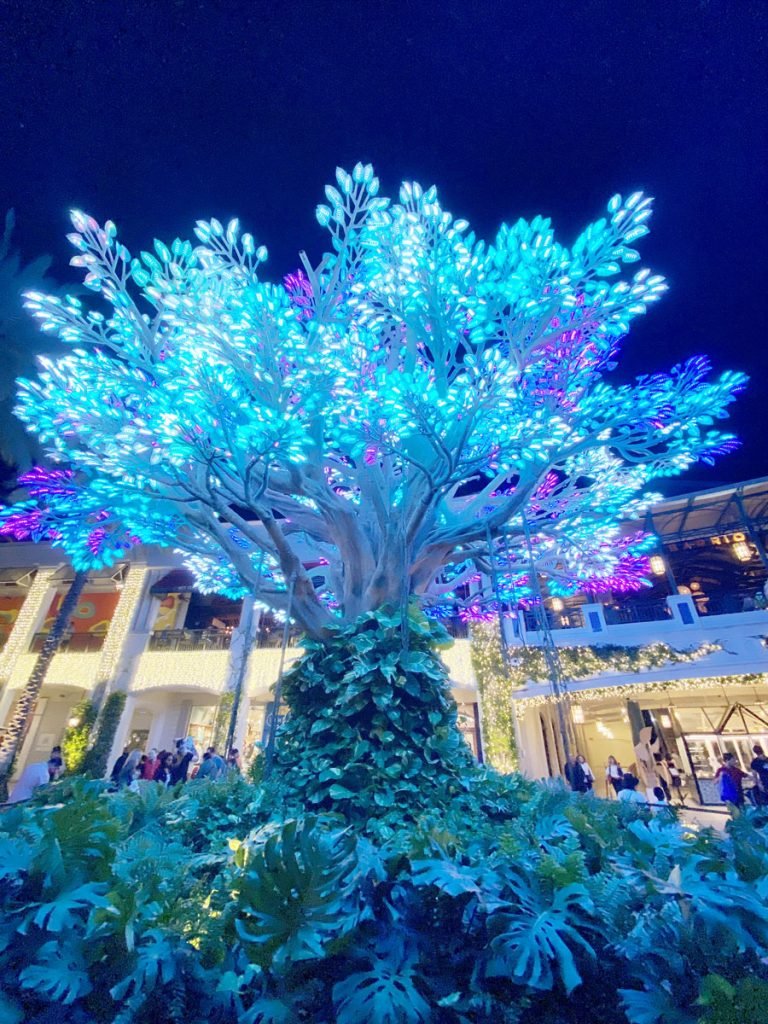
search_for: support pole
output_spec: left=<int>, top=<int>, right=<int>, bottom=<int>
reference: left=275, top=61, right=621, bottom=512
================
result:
left=521, top=516, right=575, bottom=769
left=264, top=574, right=296, bottom=775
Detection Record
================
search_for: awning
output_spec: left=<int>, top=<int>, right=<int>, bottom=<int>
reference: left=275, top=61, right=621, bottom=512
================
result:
left=150, top=569, right=196, bottom=595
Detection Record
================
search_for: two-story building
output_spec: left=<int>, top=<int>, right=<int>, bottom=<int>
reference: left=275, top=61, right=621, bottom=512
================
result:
left=1, top=477, right=766, bottom=805
left=507, top=478, right=768, bottom=804
left=0, top=543, right=480, bottom=781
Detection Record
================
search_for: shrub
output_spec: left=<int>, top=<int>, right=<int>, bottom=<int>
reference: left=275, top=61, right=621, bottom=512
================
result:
left=61, top=698, right=98, bottom=774
left=82, top=690, right=126, bottom=778
left=3, top=776, right=768, bottom=1024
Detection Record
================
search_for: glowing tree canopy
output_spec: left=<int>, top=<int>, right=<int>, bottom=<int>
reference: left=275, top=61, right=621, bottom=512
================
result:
left=4, top=164, right=745, bottom=637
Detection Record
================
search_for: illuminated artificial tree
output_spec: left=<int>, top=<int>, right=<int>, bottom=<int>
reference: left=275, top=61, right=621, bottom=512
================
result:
left=1, top=165, right=745, bottom=809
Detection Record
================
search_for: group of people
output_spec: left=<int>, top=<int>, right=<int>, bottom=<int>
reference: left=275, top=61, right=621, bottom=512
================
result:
left=714, top=745, right=768, bottom=807
left=109, top=736, right=242, bottom=789
left=566, top=751, right=683, bottom=807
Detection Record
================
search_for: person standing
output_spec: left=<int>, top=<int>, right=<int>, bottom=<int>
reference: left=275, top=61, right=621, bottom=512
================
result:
left=565, top=756, right=587, bottom=793
left=116, top=749, right=142, bottom=789
left=153, top=751, right=173, bottom=785
left=141, top=748, right=160, bottom=780
left=605, top=756, right=624, bottom=797
left=195, top=751, right=217, bottom=780
left=577, top=754, right=595, bottom=791
left=110, top=747, right=129, bottom=782
left=206, top=746, right=226, bottom=779
left=8, top=758, right=63, bottom=803
left=749, top=745, right=768, bottom=806
left=715, top=753, right=748, bottom=808
left=170, top=747, right=194, bottom=785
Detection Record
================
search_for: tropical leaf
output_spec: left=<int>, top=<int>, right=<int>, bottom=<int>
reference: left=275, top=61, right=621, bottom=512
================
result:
left=110, top=928, right=178, bottom=1000
left=234, top=817, right=358, bottom=967
left=620, top=984, right=696, bottom=1024
left=333, top=936, right=431, bottom=1024
left=19, top=939, right=92, bottom=1005
left=485, top=880, right=596, bottom=993
left=28, top=881, right=110, bottom=933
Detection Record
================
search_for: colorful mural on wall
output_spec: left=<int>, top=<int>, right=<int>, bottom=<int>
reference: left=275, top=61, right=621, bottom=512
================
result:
left=0, top=596, right=25, bottom=640
left=43, top=590, right=120, bottom=634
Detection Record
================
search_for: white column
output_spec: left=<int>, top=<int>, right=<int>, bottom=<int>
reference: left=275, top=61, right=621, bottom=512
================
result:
left=0, top=567, right=57, bottom=685
left=94, top=564, right=150, bottom=699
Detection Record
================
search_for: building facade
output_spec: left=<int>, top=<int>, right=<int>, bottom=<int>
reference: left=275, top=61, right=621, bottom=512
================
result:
left=508, top=478, right=768, bottom=804
left=1, top=477, right=767, bottom=803
left=0, top=542, right=480, bottom=782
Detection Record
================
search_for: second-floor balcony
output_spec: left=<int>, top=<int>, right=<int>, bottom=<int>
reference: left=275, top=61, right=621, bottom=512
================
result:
left=603, top=599, right=673, bottom=625
left=522, top=607, right=585, bottom=631
left=148, top=628, right=233, bottom=652
left=29, top=631, right=106, bottom=654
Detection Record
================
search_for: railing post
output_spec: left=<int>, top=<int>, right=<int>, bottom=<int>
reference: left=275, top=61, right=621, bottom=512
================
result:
left=581, top=603, right=607, bottom=634
left=666, top=594, right=698, bottom=626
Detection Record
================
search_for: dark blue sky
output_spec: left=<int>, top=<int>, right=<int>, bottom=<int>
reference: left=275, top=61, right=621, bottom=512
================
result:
left=1, top=0, right=766, bottom=489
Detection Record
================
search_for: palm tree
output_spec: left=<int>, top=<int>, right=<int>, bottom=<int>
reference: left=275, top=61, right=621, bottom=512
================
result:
left=0, top=570, right=88, bottom=800
left=0, top=208, right=71, bottom=799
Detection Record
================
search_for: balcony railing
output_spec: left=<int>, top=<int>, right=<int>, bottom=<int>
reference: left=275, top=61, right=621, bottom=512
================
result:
left=603, top=600, right=673, bottom=625
left=523, top=608, right=585, bottom=631
left=29, top=632, right=106, bottom=654
left=254, top=626, right=304, bottom=648
left=148, top=628, right=233, bottom=652
left=697, top=594, right=764, bottom=616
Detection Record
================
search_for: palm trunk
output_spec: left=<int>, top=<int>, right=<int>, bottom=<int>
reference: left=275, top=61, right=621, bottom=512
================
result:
left=0, top=570, right=88, bottom=800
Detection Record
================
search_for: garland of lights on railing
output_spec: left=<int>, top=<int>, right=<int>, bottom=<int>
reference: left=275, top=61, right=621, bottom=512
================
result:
left=469, top=622, right=722, bottom=768
left=513, top=673, right=768, bottom=711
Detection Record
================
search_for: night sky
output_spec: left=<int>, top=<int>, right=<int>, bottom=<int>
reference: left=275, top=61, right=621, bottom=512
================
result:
left=1, top=0, right=766, bottom=490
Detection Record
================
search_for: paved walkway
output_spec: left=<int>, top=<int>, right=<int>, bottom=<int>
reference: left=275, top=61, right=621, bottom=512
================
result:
left=678, top=805, right=730, bottom=832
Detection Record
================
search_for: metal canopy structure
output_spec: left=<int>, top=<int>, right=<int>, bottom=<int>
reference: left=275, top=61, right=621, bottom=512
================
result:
left=643, top=478, right=768, bottom=562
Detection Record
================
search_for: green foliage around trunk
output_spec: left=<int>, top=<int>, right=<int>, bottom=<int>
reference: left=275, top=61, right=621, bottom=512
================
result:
left=82, top=691, right=126, bottom=778
left=271, top=607, right=475, bottom=828
left=212, top=692, right=234, bottom=753
left=3, top=774, right=768, bottom=1024
left=61, top=699, right=98, bottom=774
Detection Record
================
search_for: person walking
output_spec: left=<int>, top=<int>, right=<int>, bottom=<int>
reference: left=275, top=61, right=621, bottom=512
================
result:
left=664, top=755, right=684, bottom=804
left=605, top=756, right=624, bottom=797
left=8, top=758, right=63, bottom=803
left=715, top=753, right=748, bottom=808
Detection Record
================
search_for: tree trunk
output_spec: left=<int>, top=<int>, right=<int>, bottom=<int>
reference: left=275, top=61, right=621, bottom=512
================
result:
left=0, top=570, right=88, bottom=800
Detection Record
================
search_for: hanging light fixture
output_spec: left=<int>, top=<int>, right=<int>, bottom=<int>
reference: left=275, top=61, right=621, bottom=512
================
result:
left=550, top=597, right=564, bottom=612
left=650, top=555, right=666, bottom=576
left=732, top=540, right=752, bottom=562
